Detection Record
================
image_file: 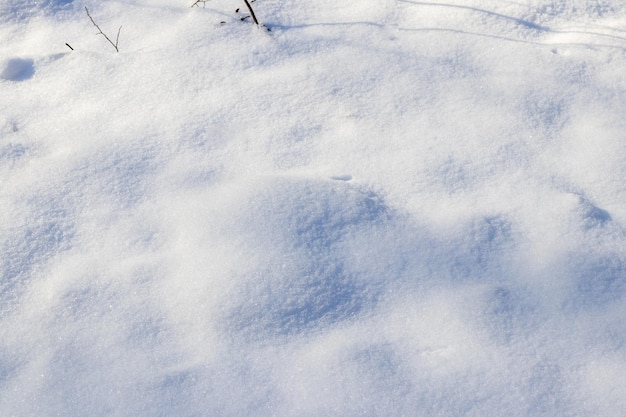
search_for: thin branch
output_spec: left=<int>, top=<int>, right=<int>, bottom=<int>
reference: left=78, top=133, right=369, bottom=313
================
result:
left=85, top=6, right=121, bottom=52
left=190, top=0, right=208, bottom=7
left=115, top=25, right=122, bottom=48
left=242, top=0, right=259, bottom=25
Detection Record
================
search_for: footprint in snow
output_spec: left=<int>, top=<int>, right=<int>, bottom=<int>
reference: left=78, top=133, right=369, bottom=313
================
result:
left=1, top=58, right=35, bottom=82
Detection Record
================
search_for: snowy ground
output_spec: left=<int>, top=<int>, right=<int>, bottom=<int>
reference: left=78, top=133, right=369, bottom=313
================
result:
left=1, top=0, right=626, bottom=415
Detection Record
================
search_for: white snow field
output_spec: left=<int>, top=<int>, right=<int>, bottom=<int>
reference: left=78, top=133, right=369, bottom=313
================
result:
left=1, top=0, right=626, bottom=415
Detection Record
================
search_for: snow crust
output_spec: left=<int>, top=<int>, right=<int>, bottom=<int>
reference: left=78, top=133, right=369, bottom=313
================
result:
left=1, top=0, right=626, bottom=415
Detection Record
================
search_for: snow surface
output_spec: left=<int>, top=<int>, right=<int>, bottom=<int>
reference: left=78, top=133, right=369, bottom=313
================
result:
left=1, top=0, right=626, bottom=415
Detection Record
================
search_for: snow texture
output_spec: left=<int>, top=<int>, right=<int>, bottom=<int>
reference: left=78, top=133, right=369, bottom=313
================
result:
left=1, top=0, right=626, bottom=415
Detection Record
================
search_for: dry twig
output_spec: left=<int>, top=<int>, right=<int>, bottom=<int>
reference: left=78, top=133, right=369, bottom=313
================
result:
left=190, top=0, right=209, bottom=7
left=85, top=7, right=121, bottom=52
left=242, top=0, right=259, bottom=25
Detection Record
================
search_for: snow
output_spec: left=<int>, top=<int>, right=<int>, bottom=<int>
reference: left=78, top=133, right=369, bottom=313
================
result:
left=1, top=0, right=626, bottom=415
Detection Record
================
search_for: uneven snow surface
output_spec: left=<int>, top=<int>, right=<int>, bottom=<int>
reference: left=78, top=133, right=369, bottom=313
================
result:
left=1, top=0, right=626, bottom=415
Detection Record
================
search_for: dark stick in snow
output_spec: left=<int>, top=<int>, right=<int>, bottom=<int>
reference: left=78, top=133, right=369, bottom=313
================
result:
left=243, top=0, right=259, bottom=26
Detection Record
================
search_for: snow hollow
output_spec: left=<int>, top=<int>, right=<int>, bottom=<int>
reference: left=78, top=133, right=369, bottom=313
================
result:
left=1, top=0, right=626, bottom=415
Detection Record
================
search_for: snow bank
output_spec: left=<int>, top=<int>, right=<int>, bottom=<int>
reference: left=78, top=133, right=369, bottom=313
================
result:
left=1, top=0, right=626, bottom=415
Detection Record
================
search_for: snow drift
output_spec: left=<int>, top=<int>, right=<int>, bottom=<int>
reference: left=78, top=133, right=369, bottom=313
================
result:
left=1, top=0, right=626, bottom=415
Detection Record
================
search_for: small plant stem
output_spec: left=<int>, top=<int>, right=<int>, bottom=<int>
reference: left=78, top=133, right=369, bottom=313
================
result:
left=115, top=26, right=122, bottom=49
left=85, top=6, right=121, bottom=52
left=243, top=0, right=259, bottom=25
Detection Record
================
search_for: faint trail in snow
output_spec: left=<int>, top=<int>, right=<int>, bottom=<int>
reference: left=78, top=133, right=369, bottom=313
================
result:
left=396, top=0, right=626, bottom=50
left=268, top=21, right=386, bottom=32
left=398, top=0, right=550, bottom=31
left=548, top=28, right=626, bottom=43
left=396, top=27, right=626, bottom=51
